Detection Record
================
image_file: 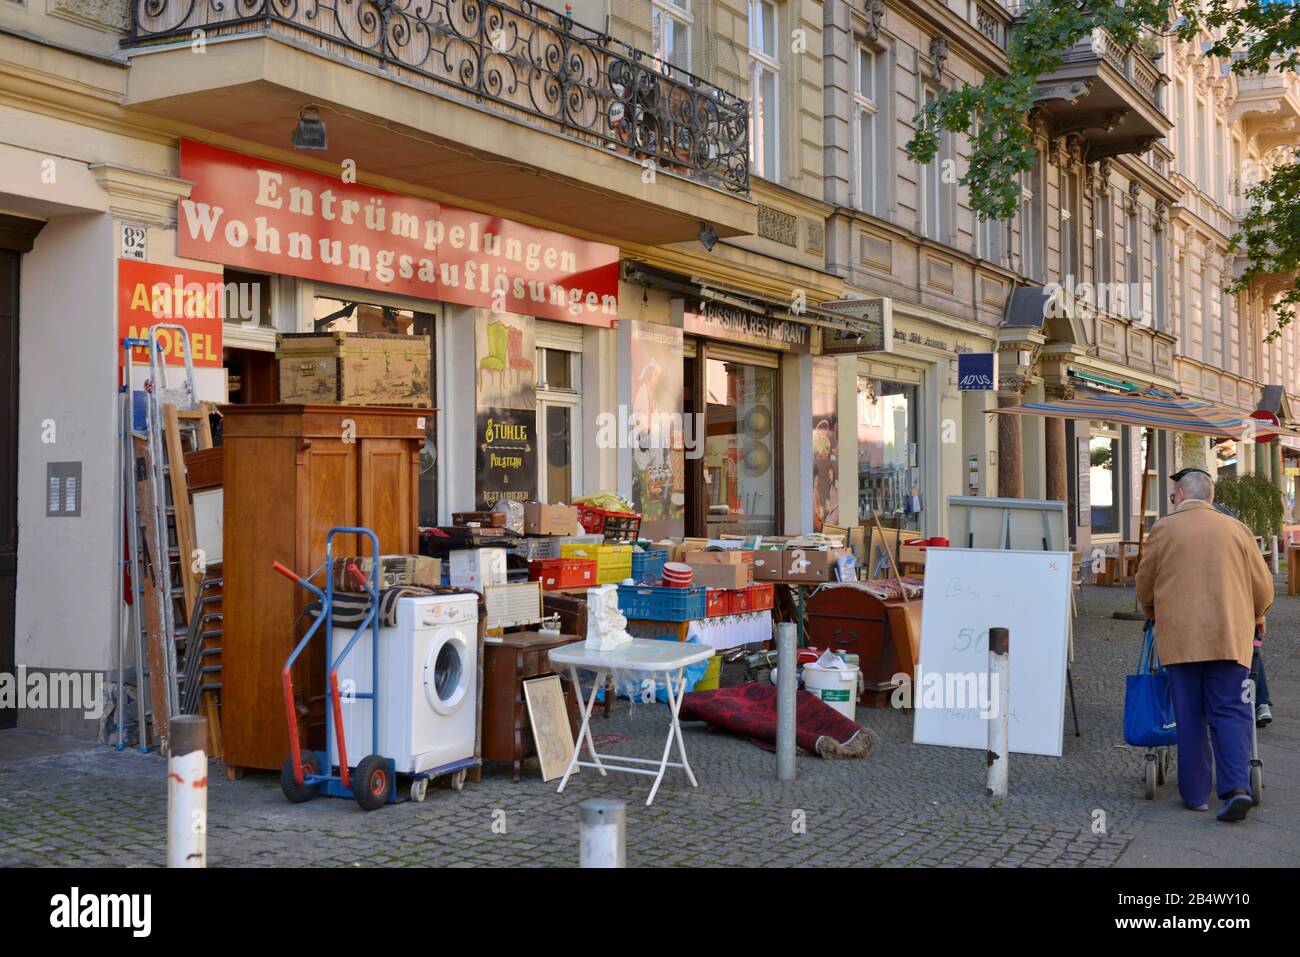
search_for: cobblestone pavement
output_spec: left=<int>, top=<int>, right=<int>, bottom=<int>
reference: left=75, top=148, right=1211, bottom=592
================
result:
left=1, top=584, right=1296, bottom=868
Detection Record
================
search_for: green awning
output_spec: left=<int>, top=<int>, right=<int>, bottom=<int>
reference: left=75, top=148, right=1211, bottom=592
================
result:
left=1069, top=369, right=1143, bottom=393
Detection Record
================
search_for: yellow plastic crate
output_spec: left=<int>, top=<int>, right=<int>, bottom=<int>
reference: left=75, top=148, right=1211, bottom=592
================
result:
left=561, top=543, right=633, bottom=584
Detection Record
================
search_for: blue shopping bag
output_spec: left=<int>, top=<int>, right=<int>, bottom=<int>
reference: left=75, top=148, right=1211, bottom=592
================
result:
left=1123, top=620, right=1178, bottom=747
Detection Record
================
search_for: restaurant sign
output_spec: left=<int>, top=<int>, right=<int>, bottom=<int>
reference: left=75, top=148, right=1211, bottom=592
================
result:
left=683, top=301, right=812, bottom=353
left=177, top=141, right=620, bottom=327
left=818, top=297, right=891, bottom=354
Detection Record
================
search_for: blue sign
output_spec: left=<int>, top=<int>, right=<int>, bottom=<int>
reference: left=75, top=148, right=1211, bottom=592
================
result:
left=957, top=353, right=997, bottom=391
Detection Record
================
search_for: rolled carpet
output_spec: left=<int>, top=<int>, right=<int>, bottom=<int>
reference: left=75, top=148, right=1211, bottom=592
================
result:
left=680, top=683, right=879, bottom=758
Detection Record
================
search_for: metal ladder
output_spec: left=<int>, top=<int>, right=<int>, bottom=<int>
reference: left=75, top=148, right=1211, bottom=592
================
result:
left=117, top=324, right=201, bottom=755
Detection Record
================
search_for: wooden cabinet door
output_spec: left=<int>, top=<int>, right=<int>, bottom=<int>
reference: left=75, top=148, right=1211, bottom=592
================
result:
left=358, top=438, right=417, bottom=555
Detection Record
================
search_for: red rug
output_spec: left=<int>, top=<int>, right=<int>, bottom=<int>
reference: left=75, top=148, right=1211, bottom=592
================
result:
left=680, top=683, right=878, bottom=757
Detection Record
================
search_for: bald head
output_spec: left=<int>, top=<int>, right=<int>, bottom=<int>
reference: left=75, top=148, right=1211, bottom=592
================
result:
left=1177, top=470, right=1215, bottom=503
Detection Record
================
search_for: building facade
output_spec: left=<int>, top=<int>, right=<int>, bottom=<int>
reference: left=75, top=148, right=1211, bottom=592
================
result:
left=2, top=0, right=1298, bottom=736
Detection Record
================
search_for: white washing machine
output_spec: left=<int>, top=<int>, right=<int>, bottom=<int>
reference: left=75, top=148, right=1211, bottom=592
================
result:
left=331, top=592, right=479, bottom=775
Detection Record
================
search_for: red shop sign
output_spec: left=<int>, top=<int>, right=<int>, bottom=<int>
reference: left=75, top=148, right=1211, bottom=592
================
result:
left=177, top=140, right=620, bottom=326
left=117, top=259, right=224, bottom=369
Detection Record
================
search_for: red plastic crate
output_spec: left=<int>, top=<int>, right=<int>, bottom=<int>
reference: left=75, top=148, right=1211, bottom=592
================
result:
left=576, top=505, right=642, bottom=542
left=730, top=587, right=756, bottom=614
left=745, top=582, right=774, bottom=611
left=529, top=558, right=597, bottom=590
left=704, top=588, right=729, bottom=617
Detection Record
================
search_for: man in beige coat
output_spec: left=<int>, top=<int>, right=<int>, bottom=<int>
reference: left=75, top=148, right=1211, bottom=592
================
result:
left=1136, top=468, right=1274, bottom=821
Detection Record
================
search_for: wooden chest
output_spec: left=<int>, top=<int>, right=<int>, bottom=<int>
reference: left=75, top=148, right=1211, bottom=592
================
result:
left=277, top=332, right=431, bottom=407
left=482, top=632, right=581, bottom=781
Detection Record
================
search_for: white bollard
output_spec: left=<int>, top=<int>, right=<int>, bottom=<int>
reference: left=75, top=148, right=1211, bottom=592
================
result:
left=776, top=622, right=797, bottom=782
left=1271, top=535, right=1280, bottom=575
left=167, top=715, right=208, bottom=868
left=579, top=799, right=626, bottom=867
left=986, top=627, right=1009, bottom=799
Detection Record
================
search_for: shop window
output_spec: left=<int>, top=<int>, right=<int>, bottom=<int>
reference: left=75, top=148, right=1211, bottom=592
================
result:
left=222, top=269, right=272, bottom=327
left=312, top=295, right=438, bottom=522
left=704, top=357, right=778, bottom=537
left=1089, top=424, right=1122, bottom=535
left=537, top=346, right=580, bottom=503
left=748, top=0, right=781, bottom=181
left=857, top=376, right=921, bottom=531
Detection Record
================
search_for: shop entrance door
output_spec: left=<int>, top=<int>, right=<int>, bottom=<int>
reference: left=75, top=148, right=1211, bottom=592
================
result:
left=0, top=248, right=18, bottom=728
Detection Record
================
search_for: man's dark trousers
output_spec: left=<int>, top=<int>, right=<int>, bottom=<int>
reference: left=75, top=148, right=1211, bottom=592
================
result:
left=1167, top=660, right=1253, bottom=805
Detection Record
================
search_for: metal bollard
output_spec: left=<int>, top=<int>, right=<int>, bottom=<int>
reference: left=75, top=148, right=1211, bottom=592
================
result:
left=579, top=799, right=625, bottom=868
left=167, top=715, right=208, bottom=868
left=776, top=621, right=797, bottom=782
left=986, top=627, right=1009, bottom=799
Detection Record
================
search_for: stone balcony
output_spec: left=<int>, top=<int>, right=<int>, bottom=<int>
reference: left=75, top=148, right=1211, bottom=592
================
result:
left=122, top=0, right=755, bottom=244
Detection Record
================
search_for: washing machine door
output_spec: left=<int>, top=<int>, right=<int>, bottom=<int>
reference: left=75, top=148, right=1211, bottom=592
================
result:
left=423, top=627, right=469, bottom=716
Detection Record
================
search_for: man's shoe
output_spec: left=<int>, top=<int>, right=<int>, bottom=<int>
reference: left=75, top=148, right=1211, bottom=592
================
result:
left=1256, top=703, right=1272, bottom=727
left=1184, top=801, right=1209, bottom=812
left=1216, top=792, right=1252, bottom=822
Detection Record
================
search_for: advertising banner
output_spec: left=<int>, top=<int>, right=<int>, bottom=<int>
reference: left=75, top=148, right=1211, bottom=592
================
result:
left=812, top=356, right=839, bottom=530
left=117, top=259, right=224, bottom=369
left=629, top=320, right=685, bottom=532
left=476, top=312, right=537, bottom=508
left=178, top=140, right=620, bottom=326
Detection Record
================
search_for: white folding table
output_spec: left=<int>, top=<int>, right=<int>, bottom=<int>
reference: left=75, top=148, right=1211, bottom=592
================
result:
left=549, top=638, right=715, bottom=806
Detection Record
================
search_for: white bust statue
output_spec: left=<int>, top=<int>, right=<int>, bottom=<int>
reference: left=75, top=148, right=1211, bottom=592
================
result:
left=586, top=584, right=632, bottom=650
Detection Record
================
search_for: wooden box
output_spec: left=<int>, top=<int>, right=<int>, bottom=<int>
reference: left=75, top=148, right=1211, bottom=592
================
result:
left=783, top=548, right=848, bottom=583
left=751, top=549, right=785, bottom=580
left=277, top=332, right=431, bottom=407
left=221, top=404, right=428, bottom=772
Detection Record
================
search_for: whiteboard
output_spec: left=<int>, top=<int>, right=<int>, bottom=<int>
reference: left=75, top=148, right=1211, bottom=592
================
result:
left=912, top=548, right=1072, bottom=757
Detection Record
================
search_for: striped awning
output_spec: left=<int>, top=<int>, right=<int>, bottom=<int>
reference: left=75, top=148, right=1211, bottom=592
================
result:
left=989, top=387, right=1300, bottom=440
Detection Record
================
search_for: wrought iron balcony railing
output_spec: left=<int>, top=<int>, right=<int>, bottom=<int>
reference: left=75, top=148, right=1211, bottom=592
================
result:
left=127, top=0, right=750, bottom=195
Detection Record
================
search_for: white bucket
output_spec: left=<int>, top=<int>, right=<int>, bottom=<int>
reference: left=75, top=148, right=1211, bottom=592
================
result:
left=801, top=663, right=859, bottom=720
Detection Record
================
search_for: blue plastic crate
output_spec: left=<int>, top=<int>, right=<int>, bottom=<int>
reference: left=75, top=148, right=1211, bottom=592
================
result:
left=616, top=584, right=706, bottom=622
left=631, top=546, right=669, bottom=583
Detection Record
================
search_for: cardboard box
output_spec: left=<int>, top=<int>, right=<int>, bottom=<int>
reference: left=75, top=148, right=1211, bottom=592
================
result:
left=782, top=548, right=849, bottom=583
left=638, top=519, right=681, bottom=542
left=683, top=550, right=754, bottom=583
left=524, top=503, right=579, bottom=536
left=449, top=548, right=507, bottom=591
left=751, top=550, right=785, bottom=581
left=333, top=555, right=441, bottom=591
left=687, top=562, right=749, bottom=590
left=672, top=538, right=709, bottom=562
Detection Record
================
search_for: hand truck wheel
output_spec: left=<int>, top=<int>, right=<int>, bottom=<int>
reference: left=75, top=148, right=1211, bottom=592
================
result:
left=281, top=750, right=323, bottom=804
left=1143, top=753, right=1157, bottom=800
left=410, top=778, right=428, bottom=803
left=352, top=754, right=391, bottom=811
left=451, top=769, right=467, bottom=792
left=1250, top=760, right=1263, bottom=807
left=1156, top=747, right=1168, bottom=785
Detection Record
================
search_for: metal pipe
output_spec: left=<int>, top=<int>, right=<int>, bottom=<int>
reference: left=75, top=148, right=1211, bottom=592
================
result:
left=986, top=627, right=1010, bottom=799
left=776, top=621, right=797, bottom=782
left=579, top=799, right=626, bottom=868
left=167, top=714, right=208, bottom=868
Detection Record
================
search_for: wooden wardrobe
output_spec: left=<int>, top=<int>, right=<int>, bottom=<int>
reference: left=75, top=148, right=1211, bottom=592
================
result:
left=221, top=404, right=428, bottom=773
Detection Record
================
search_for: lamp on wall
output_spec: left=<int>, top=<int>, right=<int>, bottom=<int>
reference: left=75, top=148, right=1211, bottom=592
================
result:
left=292, top=106, right=329, bottom=151
left=698, top=222, right=718, bottom=252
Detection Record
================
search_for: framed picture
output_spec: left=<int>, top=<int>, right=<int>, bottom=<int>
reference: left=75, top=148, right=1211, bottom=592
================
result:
left=523, top=675, right=577, bottom=782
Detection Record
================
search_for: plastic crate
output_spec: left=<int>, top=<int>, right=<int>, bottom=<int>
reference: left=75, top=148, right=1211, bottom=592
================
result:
left=745, top=582, right=775, bottom=611
left=560, top=543, right=633, bottom=584
left=577, top=505, right=642, bottom=542
left=727, top=587, right=753, bottom=615
left=514, top=538, right=559, bottom=561
left=631, top=546, right=670, bottom=583
left=529, top=558, right=597, bottom=590
left=705, top=588, right=729, bottom=617
left=616, top=584, right=707, bottom=622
